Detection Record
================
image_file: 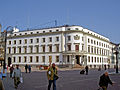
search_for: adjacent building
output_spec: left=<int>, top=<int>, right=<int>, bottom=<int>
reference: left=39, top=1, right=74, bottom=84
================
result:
left=0, top=24, right=5, bottom=66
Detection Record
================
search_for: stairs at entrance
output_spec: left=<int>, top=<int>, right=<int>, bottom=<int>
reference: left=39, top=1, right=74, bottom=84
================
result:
left=73, top=64, right=84, bottom=69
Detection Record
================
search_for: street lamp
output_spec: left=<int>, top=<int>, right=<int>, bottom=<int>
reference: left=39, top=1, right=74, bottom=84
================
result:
left=3, top=26, right=13, bottom=69
left=113, top=44, right=119, bottom=73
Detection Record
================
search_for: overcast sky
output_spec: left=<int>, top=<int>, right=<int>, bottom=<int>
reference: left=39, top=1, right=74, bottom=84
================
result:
left=0, top=0, right=120, bottom=43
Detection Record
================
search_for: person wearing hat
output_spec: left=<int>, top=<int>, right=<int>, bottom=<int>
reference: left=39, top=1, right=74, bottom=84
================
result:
left=12, top=65, right=22, bottom=89
left=99, top=71, right=113, bottom=90
left=47, top=63, right=58, bottom=90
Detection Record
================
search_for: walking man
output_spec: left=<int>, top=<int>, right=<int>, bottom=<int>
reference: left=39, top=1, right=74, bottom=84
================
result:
left=47, top=63, right=58, bottom=90
left=9, top=65, right=14, bottom=78
left=25, top=64, right=28, bottom=73
left=99, top=71, right=113, bottom=90
left=12, top=65, right=22, bottom=89
left=85, top=66, right=89, bottom=75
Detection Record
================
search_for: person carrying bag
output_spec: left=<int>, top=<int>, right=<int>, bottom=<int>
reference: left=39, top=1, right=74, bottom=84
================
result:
left=47, top=63, right=58, bottom=90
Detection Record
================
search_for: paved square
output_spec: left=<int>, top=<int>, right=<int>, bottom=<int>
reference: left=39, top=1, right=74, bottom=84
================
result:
left=3, top=69, right=120, bottom=90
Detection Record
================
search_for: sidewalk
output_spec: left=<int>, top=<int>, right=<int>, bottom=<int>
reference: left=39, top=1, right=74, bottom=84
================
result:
left=2, top=73, right=15, bottom=90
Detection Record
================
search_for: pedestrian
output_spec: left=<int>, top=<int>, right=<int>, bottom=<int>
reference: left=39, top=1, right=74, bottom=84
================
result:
left=0, top=78, right=4, bottom=90
left=47, top=63, right=58, bottom=90
left=98, top=66, right=101, bottom=71
left=99, top=71, right=113, bottom=90
left=104, top=65, right=106, bottom=70
left=12, top=65, right=22, bottom=89
left=28, top=65, right=31, bottom=73
left=9, top=65, right=14, bottom=78
left=85, top=66, right=89, bottom=75
left=25, top=64, right=28, bottom=73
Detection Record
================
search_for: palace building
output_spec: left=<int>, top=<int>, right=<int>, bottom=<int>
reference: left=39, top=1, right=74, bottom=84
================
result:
left=5, top=25, right=111, bottom=68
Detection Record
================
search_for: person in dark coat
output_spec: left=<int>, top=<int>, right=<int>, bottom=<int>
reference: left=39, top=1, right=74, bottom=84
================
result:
left=28, top=65, right=31, bottom=73
left=85, top=66, right=89, bottom=75
left=25, top=64, right=28, bottom=73
left=99, top=71, right=113, bottom=90
left=9, top=65, right=14, bottom=78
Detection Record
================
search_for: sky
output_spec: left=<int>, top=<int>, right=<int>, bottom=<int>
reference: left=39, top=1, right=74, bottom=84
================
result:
left=0, top=0, right=120, bottom=43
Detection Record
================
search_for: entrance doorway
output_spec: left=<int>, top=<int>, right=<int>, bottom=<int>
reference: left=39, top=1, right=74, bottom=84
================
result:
left=8, top=57, right=11, bottom=67
left=76, top=55, right=79, bottom=64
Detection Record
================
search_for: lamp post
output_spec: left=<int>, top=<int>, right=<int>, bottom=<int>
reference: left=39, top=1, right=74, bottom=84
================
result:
left=113, top=44, right=119, bottom=73
left=3, top=26, right=13, bottom=69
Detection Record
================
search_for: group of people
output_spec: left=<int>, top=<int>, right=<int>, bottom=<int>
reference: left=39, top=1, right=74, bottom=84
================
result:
left=46, top=64, right=114, bottom=90
left=0, top=63, right=115, bottom=90
left=25, top=64, right=31, bottom=73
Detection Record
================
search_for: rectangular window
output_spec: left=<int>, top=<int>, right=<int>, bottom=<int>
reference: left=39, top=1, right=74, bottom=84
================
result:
left=91, top=46, right=93, bottom=53
left=56, top=45, right=59, bottom=52
left=75, top=45, right=79, bottom=51
left=30, top=46, right=33, bottom=53
left=19, top=57, right=21, bottom=62
left=91, top=40, right=93, bottom=44
left=42, top=38, right=45, bottom=42
left=88, top=56, right=90, bottom=62
left=67, top=45, right=71, bottom=51
left=42, top=56, right=45, bottom=63
left=88, top=39, right=90, bottom=43
left=24, top=39, right=27, bottom=44
left=68, top=36, right=71, bottom=41
left=56, top=56, right=59, bottom=62
left=94, top=47, right=96, bottom=54
left=13, top=47, right=16, bottom=54
left=30, top=39, right=33, bottom=43
left=9, top=41, right=11, bottom=45
left=14, top=40, right=16, bottom=44
left=49, top=56, right=52, bottom=63
left=94, top=40, right=96, bottom=45
left=36, top=38, right=39, bottom=43
left=56, top=37, right=59, bottom=41
left=30, top=56, right=32, bottom=63
left=19, top=40, right=22, bottom=44
left=24, top=47, right=27, bottom=53
left=94, top=57, right=96, bottom=62
left=24, top=56, right=27, bottom=62
left=43, top=45, right=45, bottom=52
left=8, top=47, right=11, bottom=54
left=13, top=57, right=16, bottom=63
left=49, top=45, right=52, bottom=52
left=36, top=56, right=39, bottom=62
left=18, top=47, right=21, bottom=53
left=97, top=57, right=99, bottom=63
left=49, top=37, right=52, bottom=42
left=36, top=46, right=39, bottom=53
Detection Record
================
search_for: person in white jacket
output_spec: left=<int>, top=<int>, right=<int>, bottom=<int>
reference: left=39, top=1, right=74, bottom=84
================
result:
left=12, top=65, right=22, bottom=89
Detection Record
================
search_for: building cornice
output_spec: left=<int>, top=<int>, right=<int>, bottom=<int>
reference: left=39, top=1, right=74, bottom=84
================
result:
left=7, top=30, right=109, bottom=43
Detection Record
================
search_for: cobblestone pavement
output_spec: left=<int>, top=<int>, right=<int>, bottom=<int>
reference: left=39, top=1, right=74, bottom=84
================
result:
left=3, top=69, right=120, bottom=90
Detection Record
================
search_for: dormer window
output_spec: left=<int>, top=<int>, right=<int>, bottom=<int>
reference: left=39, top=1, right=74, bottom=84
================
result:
left=56, top=29, right=59, bottom=31
left=19, top=33, right=22, bottom=35
left=67, top=28, right=71, bottom=30
left=43, top=31, right=45, bottom=33
left=37, top=32, right=39, bottom=34
left=49, top=30, right=52, bottom=32
left=25, top=33, right=27, bottom=35
left=75, top=28, right=79, bottom=30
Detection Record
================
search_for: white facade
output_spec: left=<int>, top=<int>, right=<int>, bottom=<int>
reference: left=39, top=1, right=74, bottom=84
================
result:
left=6, top=25, right=111, bottom=68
